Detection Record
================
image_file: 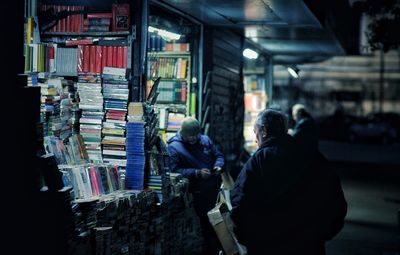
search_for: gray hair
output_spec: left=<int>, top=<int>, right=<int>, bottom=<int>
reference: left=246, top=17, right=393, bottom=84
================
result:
left=255, top=109, right=288, bottom=137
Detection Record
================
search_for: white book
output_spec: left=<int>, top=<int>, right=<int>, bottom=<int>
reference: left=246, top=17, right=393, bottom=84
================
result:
left=103, top=67, right=126, bottom=76
left=103, top=150, right=126, bottom=156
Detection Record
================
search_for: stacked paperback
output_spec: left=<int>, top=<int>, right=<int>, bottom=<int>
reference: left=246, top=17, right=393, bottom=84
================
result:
left=101, top=67, right=129, bottom=170
left=126, top=103, right=145, bottom=190
left=40, top=78, right=73, bottom=140
left=77, top=74, right=104, bottom=163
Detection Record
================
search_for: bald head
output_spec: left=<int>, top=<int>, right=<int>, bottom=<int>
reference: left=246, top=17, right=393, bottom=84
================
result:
left=292, top=104, right=307, bottom=122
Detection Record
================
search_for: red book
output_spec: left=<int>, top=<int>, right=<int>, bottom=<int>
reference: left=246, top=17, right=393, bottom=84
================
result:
left=95, top=46, right=102, bottom=73
left=77, top=6, right=84, bottom=32
left=107, top=46, right=113, bottom=67
left=77, top=45, right=84, bottom=73
left=66, top=6, right=71, bottom=32
left=181, top=83, right=187, bottom=102
left=112, top=4, right=130, bottom=31
left=116, top=46, right=123, bottom=68
left=112, top=46, right=117, bottom=67
left=60, top=6, right=66, bottom=32
left=69, top=6, right=75, bottom=32
left=101, top=46, right=107, bottom=73
left=122, top=46, right=127, bottom=67
left=89, top=46, right=96, bottom=73
left=65, top=39, right=93, bottom=46
left=89, top=167, right=100, bottom=196
left=83, top=45, right=90, bottom=73
left=56, top=5, right=62, bottom=32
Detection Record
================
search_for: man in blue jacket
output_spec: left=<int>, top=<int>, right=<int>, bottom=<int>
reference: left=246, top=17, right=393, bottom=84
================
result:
left=168, top=117, right=224, bottom=255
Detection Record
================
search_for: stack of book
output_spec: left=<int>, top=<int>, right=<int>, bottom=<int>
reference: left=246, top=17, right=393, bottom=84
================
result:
left=101, top=67, right=129, bottom=170
left=166, top=112, right=186, bottom=130
left=75, top=198, right=99, bottom=236
left=40, top=78, right=74, bottom=140
left=84, top=13, right=112, bottom=32
left=147, top=174, right=163, bottom=203
left=92, top=227, right=113, bottom=255
left=126, top=103, right=145, bottom=190
left=157, top=80, right=187, bottom=103
left=77, top=74, right=104, bottom=163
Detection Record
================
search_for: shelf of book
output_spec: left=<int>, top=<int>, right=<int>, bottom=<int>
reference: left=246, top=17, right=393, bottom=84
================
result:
left=41, top=31, right=129, bottom=37
left=147, top=51, right=190, bottom=57
left=41, top=31, right=130, bottom=37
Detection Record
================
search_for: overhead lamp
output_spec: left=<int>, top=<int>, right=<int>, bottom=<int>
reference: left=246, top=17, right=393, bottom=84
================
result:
left=287, top=66, right=300, bottom=78
left=243, top=48, right=259, bottom=59
left=148, top=26, right=181, bottom=41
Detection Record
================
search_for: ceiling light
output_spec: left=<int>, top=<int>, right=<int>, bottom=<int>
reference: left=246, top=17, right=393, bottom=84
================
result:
left=148, top=26, right=181, bottom=41
left=287, top=66, right=299, bottom=78
left=243, top=48, right=259, bottom=59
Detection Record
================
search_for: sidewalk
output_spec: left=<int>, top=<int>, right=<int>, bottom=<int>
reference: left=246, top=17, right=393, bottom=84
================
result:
left=320, top=141, right=400, bottom=255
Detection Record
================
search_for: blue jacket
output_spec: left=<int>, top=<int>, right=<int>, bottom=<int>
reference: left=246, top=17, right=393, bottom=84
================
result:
left=167, top=132, right=224, bottom=193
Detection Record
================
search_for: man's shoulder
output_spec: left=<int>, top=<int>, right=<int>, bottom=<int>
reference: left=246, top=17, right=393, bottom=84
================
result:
left=199, top=134, right=213, bottom=143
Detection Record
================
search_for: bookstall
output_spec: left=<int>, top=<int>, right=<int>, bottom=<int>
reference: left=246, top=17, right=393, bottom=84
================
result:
left=22, top=0, right=203, bottom=254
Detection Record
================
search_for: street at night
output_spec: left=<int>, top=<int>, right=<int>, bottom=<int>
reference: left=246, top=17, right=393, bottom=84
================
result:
left=321, top=141, right=400, bottom=254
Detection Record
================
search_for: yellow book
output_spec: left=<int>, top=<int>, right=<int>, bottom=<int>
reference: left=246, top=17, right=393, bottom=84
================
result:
left=24, top=45, right=30, bottom=73
left=106, top=167, right=114, bottom=192
left=190, top=92, right=196, bottom=116
left=26, top=17, right=33, bottom=44
left=180, top=59, right=188, bottom=79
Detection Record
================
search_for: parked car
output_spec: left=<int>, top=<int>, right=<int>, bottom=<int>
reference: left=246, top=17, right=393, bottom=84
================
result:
left=369, top=112, right=400, bottom=140
left=316, top=113, right=359, bottom=141
left=348, top=115, right=397, bottom=144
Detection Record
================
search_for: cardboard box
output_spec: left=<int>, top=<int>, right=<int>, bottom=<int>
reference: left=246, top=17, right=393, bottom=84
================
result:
left=207, top=202, right=240, bottom=255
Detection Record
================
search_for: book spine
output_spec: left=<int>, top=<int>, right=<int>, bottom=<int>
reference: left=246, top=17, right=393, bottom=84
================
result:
left=107, top=46, right=113, bottom=67
left=122, top=46, right=127, bottom=68
left=112, top=46, right=117, bottom=67
left=95, top=46, right=102, bottom=73
left=77, top=45, right=84, bottom=73
left=90, top=46, right=96, bottom=73
left=117, top=46, right=123, bottom=68
left=101, top=46, right=107, bottom=73
left=83, top=45, right=90, bottom=73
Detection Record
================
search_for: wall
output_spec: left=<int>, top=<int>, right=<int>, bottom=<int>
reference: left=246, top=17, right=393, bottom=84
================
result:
left=203, top=27, right=244, bottom=171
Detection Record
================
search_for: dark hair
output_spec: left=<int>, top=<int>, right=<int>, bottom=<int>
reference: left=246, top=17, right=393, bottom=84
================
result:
left=255, top=109, right=288, bottom=137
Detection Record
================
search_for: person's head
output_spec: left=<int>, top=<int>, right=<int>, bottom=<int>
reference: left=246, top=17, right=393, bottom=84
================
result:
left=254, top=109, right=288, bottom=146
left=292, top=104, right=308, bottom=122
left=180, top=117, right=201, bottom=144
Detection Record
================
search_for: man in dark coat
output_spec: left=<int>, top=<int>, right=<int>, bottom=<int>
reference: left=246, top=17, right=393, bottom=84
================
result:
left=168, top=117, right=224, bottom=255
left=290, top=103, right=319, bottom=153
left=230, top=109, right=347, bottom=255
